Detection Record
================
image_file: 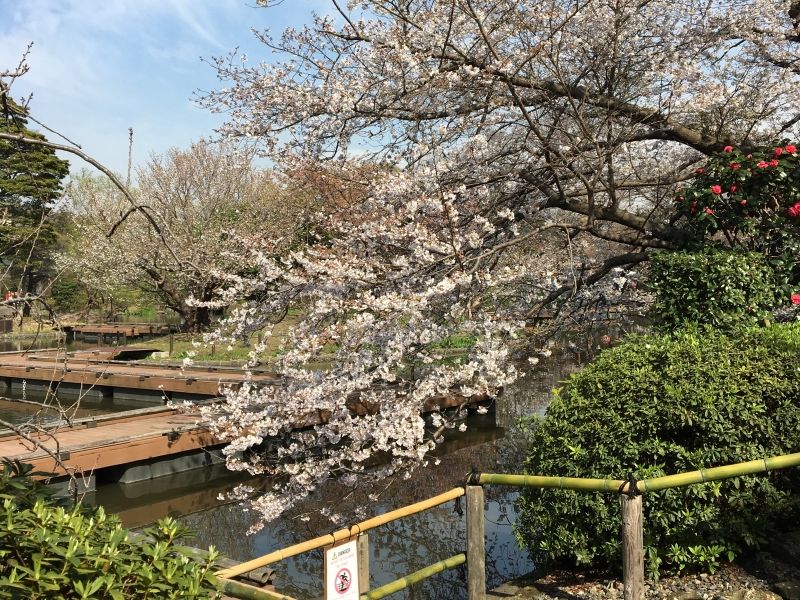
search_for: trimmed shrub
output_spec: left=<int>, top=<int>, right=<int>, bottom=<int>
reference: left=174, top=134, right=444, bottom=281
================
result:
left=648, top=248, right=780, bottom=330
left=0, top=461, right=221, bottom=599
left=515, top=325, right=800, bottom=577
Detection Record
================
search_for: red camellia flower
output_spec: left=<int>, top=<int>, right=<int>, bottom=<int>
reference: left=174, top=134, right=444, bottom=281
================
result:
left=723, top=145, right=734, bottom=152
left=786, top=144, right=797, bottom=154
left=730, top=162, right=741, bottom=170
left=695, top=167, right=705, bottom=174
left=757, top=160, right=769, bottom=168
left=710, top=184, right=722, bottom=194
left=704, top=207, right=714, bottom=215
left=769, top=159, right=780, bottom=167
left=740, top=199, right=748, bottom=206
left=730, top=184, right=737, bottom=193
left=788, top=202, right=800, bottom=218
left=775, top=146, right=784, bottom=156
left=792, top=293, right=800, bottom=306
left=690, top=201, right=698, bottom=215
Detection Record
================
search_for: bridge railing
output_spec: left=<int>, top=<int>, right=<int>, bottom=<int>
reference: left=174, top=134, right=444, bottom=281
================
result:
left=216, top=451, right=800, bottom=600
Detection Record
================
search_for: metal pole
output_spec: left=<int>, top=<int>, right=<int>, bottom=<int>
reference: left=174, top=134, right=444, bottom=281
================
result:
left=466, top=485, right=486, bottom=600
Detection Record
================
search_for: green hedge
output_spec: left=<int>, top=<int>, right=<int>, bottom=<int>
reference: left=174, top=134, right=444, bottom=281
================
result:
left=515, top=325, right=800, bottom=576
left=648, top=248, right=780, bottom=330
left=0, top=461, right=221, bottom=599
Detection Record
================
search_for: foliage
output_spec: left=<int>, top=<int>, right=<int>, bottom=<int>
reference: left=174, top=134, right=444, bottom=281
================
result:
left=0, top=460, right=221, bottom=599
left=515, top=325, right=800, bottom=577
left=0, top=98, right=69, bottom=306
left=48, top=273, right=87, bottom=313
left=648, top=248, right=782, bottom=330
left=675, top=143, right=800, bottom=286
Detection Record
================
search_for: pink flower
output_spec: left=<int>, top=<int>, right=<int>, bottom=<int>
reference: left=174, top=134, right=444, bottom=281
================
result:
left=788, top=202, right=800, bottom=218
left=723, top=145, right=734, bottom=152
left=704, top=207, right=714, bottom=215
left=757, top=160, right=769, bottom=168
left=695, top=167, right=705, bottom=174
left=785, top=144, right=797, bottom=154
left=740, top=199, right=748, bottom=207
left=769, top=159, right=780, bottom=167
left=730, top=162, right=741, bottom=170
left=729, top=184, right=737, bottom=193
left=710, top=185, right=722, bottom=195
left=775, top=146, right=784, bottom=156
left=792, top=293, right=800, bottom=306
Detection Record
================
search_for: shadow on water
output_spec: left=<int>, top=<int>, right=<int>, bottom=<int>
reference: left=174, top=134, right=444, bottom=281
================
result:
left=80, top=342, right=598, bottom=599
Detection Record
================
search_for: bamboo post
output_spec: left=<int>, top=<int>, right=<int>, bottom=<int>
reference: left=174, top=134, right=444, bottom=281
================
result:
left=621, top=494, right=644, bottom=600
left=466, top=485, right=486, bottom=600
left=358, top=533, right=370, bottom=592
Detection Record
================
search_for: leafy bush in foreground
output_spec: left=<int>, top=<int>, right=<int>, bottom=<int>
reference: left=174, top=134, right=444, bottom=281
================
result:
left=515, top=325, right=800, bottom=577
left=0, top=461, right=221, bottom=599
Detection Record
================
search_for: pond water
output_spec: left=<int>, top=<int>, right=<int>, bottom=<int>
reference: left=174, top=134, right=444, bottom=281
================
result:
left=84, top=341, right=599, bottom=599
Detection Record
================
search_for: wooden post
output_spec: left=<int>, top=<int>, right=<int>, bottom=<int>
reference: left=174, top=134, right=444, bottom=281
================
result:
left=621, top=494, right=644, bottom=600
left=169, top=332, right=174, bottom=356
left=357, top=533, right=370, bottom=592
left=466, top=485, right=486, bottom=600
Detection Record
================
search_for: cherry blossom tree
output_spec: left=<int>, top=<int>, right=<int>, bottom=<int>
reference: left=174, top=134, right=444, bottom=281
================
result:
left=203, top=0, right=797, bottom=525
left=61, top=141, right=290, bottom=331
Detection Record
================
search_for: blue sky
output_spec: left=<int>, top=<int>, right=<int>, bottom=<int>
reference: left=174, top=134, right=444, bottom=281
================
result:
left=0, top=0, right=329, bottom=176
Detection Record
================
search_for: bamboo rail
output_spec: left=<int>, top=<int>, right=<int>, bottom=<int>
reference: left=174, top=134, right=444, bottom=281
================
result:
left=215, top=487, right=464, bottom=579
left=477, top=473, right=625, bottom=491
left=639, top=452, right=800, bottom=492
left=478, top=451, right=800, bottom=494
left=219, top=578, right=298, bottom=600
left=360, top=553, right=466, bottom=600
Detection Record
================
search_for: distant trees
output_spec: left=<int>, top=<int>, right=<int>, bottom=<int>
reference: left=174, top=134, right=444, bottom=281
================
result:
left=62, top=141, right=313, bottom=331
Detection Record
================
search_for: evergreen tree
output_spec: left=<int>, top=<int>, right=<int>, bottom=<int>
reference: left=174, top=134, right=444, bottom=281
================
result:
left=0, top=98, right=69, bottom=307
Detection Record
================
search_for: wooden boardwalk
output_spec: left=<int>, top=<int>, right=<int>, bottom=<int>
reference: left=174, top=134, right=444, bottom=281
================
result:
left=0, top=406, right=217, bottom=477
left=0, top=351, right=492, bottom=480
left=69, top=323, right=171, bottom=338
left=0, top=350, right=279, bottom=397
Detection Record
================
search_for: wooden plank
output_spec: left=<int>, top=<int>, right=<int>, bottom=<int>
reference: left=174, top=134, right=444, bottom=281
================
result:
left=466, top=485, right=487, bottom=600
left=621, top=494, right=644, bottom=600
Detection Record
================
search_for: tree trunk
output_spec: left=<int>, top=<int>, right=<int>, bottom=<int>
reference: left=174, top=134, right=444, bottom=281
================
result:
left=183, top=305, right=211, bottom=333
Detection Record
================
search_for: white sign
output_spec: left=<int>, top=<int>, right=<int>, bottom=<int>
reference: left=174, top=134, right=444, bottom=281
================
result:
left=325, top=540, right=360, bottom=600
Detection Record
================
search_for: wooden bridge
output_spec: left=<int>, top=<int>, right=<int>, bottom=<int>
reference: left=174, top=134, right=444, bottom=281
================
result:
left=0, top=405, right=219, bottom=479
left=0, top=350, right=492, bottom=484
left=67, top=323, right=172, bottom=342
left=0, top=350, right=279, bottom=400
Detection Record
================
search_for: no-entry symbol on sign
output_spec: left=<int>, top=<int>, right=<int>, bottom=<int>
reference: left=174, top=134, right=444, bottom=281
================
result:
left=334, top=568, right=352, bottom=593
left=325, top=540, right=360, bottom=600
